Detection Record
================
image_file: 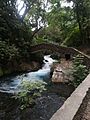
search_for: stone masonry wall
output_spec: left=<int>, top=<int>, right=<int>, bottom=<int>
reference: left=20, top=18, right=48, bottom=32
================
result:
left=30, top=43, right=90, bottom=67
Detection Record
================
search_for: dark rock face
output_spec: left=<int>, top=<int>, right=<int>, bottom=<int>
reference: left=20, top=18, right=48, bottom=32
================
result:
left=21, top=93, right=66, bottom=120
left=0, top=92, right=20, bottom=120
left=0, top=92, right=66, bottom=120
left=0, top=81, right=74, bottom=120
left=0, top=61, right=41, bottom=77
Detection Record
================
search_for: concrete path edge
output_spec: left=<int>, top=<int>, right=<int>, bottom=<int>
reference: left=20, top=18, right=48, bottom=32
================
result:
left=50, top=74, right=90, bottom=120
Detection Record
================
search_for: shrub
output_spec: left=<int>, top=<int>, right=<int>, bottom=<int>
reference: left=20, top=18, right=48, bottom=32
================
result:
left=70, top=55, right=89, bottom=87
left=0, top=41, right=19, bottom=64
left=14, top=80, right=47, bottom=110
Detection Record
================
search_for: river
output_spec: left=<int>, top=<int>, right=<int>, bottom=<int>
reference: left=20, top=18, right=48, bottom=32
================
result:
left=0, top=55, right=75, bottom=120
left=0, top=55, right=57, bottom=93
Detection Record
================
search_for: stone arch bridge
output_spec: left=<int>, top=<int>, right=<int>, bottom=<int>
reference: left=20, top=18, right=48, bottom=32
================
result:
left=30, top=43, right=77, bottom=58
left=30, top=43, right=90, bottom=67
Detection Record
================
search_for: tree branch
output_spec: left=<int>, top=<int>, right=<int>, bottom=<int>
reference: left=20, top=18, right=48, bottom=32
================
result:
left=31, top=27, right=43, bottom=39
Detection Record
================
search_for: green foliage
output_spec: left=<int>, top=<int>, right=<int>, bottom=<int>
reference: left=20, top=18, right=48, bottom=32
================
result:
left=34, top=0, right=90, bottom=46
left=44, top=26, right=62, bottom=43
left=24, top=0, right=47, bottom=30
left=0, top=0, right=32, bottom=67
left=67, top=0, right=90, bottom=44
left=70, top=55, right=89, bottom=87
left=15, top=80, right=47, bottom=110
left=34, top=6, right=77, bottom=44
left=33, top=37, right=45, bottom=45
left=62, top=27, right=81, bottom=47
left=0, top=41, right=19, bottom=64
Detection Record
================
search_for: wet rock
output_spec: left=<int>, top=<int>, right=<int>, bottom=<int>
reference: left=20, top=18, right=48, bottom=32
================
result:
left=19, top=61, right=40, bottom=72
left=52, top=59, right=72, bottom=83
left=21, top=93, right=66, bottom=120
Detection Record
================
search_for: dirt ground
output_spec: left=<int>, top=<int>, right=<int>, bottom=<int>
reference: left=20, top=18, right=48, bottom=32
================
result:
left=73, top=88, right=90, bottom=120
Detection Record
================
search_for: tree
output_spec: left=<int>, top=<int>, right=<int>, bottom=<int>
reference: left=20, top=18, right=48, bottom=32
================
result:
left=48, top=6, right=76, bottom=41
left=67, top=0, right=90, bottom=45
left=0, top=0, right=32, bottom=65
left=35, top=1, right=77, bottom=44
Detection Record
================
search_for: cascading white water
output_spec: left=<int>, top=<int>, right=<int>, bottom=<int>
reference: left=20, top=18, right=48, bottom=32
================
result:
left=0, top=55, right=57, bottom=93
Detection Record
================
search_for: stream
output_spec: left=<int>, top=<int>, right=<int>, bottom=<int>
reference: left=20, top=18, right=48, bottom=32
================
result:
left=0, top=55, right=74, bottom=120
left=0, top=55, right=57, bottom=93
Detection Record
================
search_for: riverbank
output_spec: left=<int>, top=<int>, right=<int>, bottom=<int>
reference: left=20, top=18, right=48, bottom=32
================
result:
left=0, top=61, right=41, bottom=77
left=0, top=82, right=74, bottom=120
left=0, top=92, right=65, bottom=120
left=0, top=53, right=44, bottom=77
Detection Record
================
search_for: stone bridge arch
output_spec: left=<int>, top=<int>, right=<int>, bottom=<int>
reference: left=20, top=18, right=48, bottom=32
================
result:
left=30, top=43, right=90, bottom=67
left=30, top=43, right=76, bottom=59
